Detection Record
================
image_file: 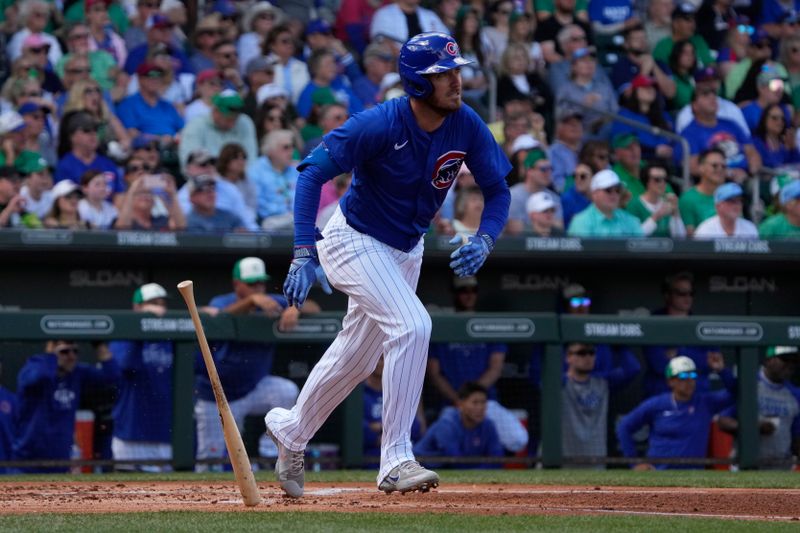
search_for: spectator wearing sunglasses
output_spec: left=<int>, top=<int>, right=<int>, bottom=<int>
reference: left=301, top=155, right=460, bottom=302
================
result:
left=7, top=1, right=62, bottom=67
left=84, top=0, right=128, bottom=66
left=741, top=68, right=792, bottom=133
left=642, top=271, right=727, bottom=399
left=189, top=14, right=224, bottom=73
left=249, top=128, right=298, bottom=231
left=567, top=169, right=643, bottom=237
left=617, top=355, right=734, bottom=470
left=55, top=111, right=123, bottom=190
left=55, top=22, right=120, bottom=97
left=117, top=62, right=184, bottom=141
left=759, top=180, right=800, bottom=238
left=693, top=182, right=759, bottom=238
left=626, top=162, right=686, bottom=238
left=505, top=148, right=563, bottom=235
left=678, top=148, right=726, bottom=236
left=561, top=342, right=640, bottom=468
left=124, top=13, right=192, bottom=77
left=12, top=339, right=120, bottom=473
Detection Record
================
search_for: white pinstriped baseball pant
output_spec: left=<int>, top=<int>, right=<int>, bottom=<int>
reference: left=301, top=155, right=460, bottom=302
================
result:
left=266, top=207, right=431, bottom=485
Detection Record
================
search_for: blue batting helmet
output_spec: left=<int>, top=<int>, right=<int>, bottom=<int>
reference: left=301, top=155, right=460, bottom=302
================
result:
left=398, top=32, right=473, bottom=99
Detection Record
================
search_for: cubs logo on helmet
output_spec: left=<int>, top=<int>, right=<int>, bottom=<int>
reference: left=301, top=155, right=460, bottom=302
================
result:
left=445, top=41, right=458, bottom=56
left=431, top=150, right=466, bottom=189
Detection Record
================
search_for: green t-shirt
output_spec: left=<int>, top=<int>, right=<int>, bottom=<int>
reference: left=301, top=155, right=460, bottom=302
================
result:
left=65, top=0, right=130, bottom=35
left=678, top=187, right=716, bottom=230
left=758, top=214, right=800, bottom=239
left=653, top=35, right=715, bottom=69
left=671, top=73, right=694, bottom=111
left=613, top=163, right=674, bottom=200
left=626, top=196, right=672, bottom=237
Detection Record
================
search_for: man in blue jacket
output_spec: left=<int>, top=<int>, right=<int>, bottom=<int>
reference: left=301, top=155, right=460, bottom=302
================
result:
left=616, top=355, right=734, bottom=470
left=13, top=339, right=120, bottom=472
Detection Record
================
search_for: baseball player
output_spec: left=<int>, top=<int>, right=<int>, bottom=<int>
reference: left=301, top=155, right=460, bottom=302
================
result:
left=195, top=257, right=318, bottom=471
left=266, top=32, right=511, bottom=497
left=110, top=283, right=174, bottom=472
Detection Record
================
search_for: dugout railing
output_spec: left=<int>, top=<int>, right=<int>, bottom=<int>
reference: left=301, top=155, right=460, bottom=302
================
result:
left=1, top=311, right=798, bottom=471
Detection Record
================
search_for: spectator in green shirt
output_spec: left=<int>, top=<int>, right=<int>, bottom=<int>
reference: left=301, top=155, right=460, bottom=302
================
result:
left=678, top=148, right=726, bottom=236
left=567, top=169, right=644, bottom=237
left=759, top=180, right=800, bottom=238
left=652, top=3, right=715, bottom=69
left=626, top=162, right=686, bottom=238
left=610, top=133, right=644, bottom=198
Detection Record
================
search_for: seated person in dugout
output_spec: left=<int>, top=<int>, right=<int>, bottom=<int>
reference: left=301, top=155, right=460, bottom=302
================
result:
left=413, top=382, right=504, bottom=469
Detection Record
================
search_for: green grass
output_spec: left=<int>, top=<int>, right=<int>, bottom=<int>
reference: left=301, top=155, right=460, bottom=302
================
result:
left=0, top=512, right=797, bottom=533
left=2, top=469, right=799, bottom=489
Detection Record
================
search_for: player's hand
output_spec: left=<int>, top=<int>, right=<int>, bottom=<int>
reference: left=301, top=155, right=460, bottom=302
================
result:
left=283, top=246, right=333, bottom=309
left=707, top=351, right=724, bottom=372
left=277, top=306, right=300, bottom=331
left=449, top=234, right=493, bottom=277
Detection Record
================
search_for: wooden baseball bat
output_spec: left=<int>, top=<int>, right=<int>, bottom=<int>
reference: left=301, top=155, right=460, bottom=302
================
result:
left=177, top=280, right=262, bottom=507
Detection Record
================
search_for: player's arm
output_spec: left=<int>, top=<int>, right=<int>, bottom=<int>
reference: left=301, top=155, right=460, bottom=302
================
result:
left=283, top=144, right=342, bottom=308
left=427, top=356, right=460, bottom=405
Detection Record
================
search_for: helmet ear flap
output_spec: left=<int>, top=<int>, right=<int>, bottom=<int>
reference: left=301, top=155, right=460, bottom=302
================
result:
left=402, top=72, right=432, bottom=99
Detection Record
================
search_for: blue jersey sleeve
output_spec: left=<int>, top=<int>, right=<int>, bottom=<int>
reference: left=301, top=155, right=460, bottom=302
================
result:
left=324, top=106, right=390, bottom=173
left=108, top=340, right=142, bottom=373
left=77, top=359, right=121, bottom=389
left=464, top=112, right=511, bottom=242
left=17, top=355, right=56, bottom=395
left=617, top=396, right=660, bottom=458
left=605, top=348, right=641, bottom=389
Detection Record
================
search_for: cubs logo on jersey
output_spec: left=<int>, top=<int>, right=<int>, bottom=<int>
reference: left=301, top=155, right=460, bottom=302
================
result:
left=431, top=150, right=465, bottom=190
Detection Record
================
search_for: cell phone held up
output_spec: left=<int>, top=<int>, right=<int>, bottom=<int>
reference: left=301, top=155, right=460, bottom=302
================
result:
left=142, top=174, right=166, bottom=190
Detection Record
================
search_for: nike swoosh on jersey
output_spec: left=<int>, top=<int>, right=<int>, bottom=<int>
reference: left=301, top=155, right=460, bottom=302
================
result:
left=394, top=140, right=409, bottom=150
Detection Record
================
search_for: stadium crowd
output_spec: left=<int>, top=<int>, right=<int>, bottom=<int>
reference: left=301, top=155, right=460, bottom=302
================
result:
left=0, top=0, right=798, bottom=237
left=0, top=0, right=800, bottom=473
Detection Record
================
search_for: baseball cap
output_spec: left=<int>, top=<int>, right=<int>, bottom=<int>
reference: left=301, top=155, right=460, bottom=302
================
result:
left=452, top=275, right=477, bottom=290
left=212, top=90, right=245, bottom=115
left=18, top=102, right=50, bottom=116
left=212, top=0, right=238, bottom=17
left=196, top=69, right=223, bottom=84
left=555, top=107, right=583, bottom=122
left=133, top=282, right=168, bottom=304
left=187, top=148, right=216, bottom=166
left=187, top=174, right=217, bottom=193
left=256, top=83, right=289, bottom=105
left=245, top=56, right=276, bottom=77
left=612, top=132, right=639, bottom=149
left=590, top=169, right=621, bottom=191
left=14, top=150, right=48, bottom=175
left=145, top=13, right=174, bottom=30
left=243, top=3, right=282, bottom=32
left=0, top=111, right=26, bottom=135
left=132, top=134, right=159, bottom=150
left=510, top=133, right=540, bottom=154
left=665, top=355, right=696, bottom=378
left=305, top=18, right=332, bottom=36
left=136, top=61, right=166, bottom=78
left=51, top=180, right=83, bottom=199
left=631, top=74, right=656, bottom=90
left=233, top=257, right=270, bottom=282
left=571, top=46, right=596, bottom=63
left=693, top=66, right=719, bottom=84
left=766, top=346, right=800, bottom=358
left=526, top=191, right=556, bottom=213
left=363, top=43, right=394, bottom=63
left=196, top=13, right=222, bottom=32
left=672, top=3, right=696, bottom=19
left=779, top=180, right=800, bottom=204
left=523, top=148, right=548, bottom=169
left=22, top=33, right=51, bottom=50
left=757, top=66, right=784, bottom=87
left=714, top=182, right=743, bottom=203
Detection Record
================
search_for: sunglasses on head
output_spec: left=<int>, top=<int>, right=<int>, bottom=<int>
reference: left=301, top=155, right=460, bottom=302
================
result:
left=569, top=296, right=591, bottom=308
left=675, top=371, right=698, bottom=380
left=569, top=348, right=596, bottom=357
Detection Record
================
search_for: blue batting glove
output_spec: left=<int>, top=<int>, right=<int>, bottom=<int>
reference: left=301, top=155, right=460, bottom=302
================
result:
left=449, top=234, right=494, bottom=277
left=283, top=246, right=333, bottom=309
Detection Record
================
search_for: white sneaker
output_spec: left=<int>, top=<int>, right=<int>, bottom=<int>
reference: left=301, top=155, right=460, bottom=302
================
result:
left=378, top=461, right=439, bottom=494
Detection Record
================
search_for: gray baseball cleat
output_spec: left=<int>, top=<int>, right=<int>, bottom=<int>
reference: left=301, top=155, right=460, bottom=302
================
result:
left=378, top=461, right=440, bottom=494
left=265, top=427, right=305, bottom=498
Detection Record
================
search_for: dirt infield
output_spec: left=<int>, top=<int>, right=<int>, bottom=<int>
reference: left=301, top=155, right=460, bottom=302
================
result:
left=1, top=481, right=799, bottom=521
